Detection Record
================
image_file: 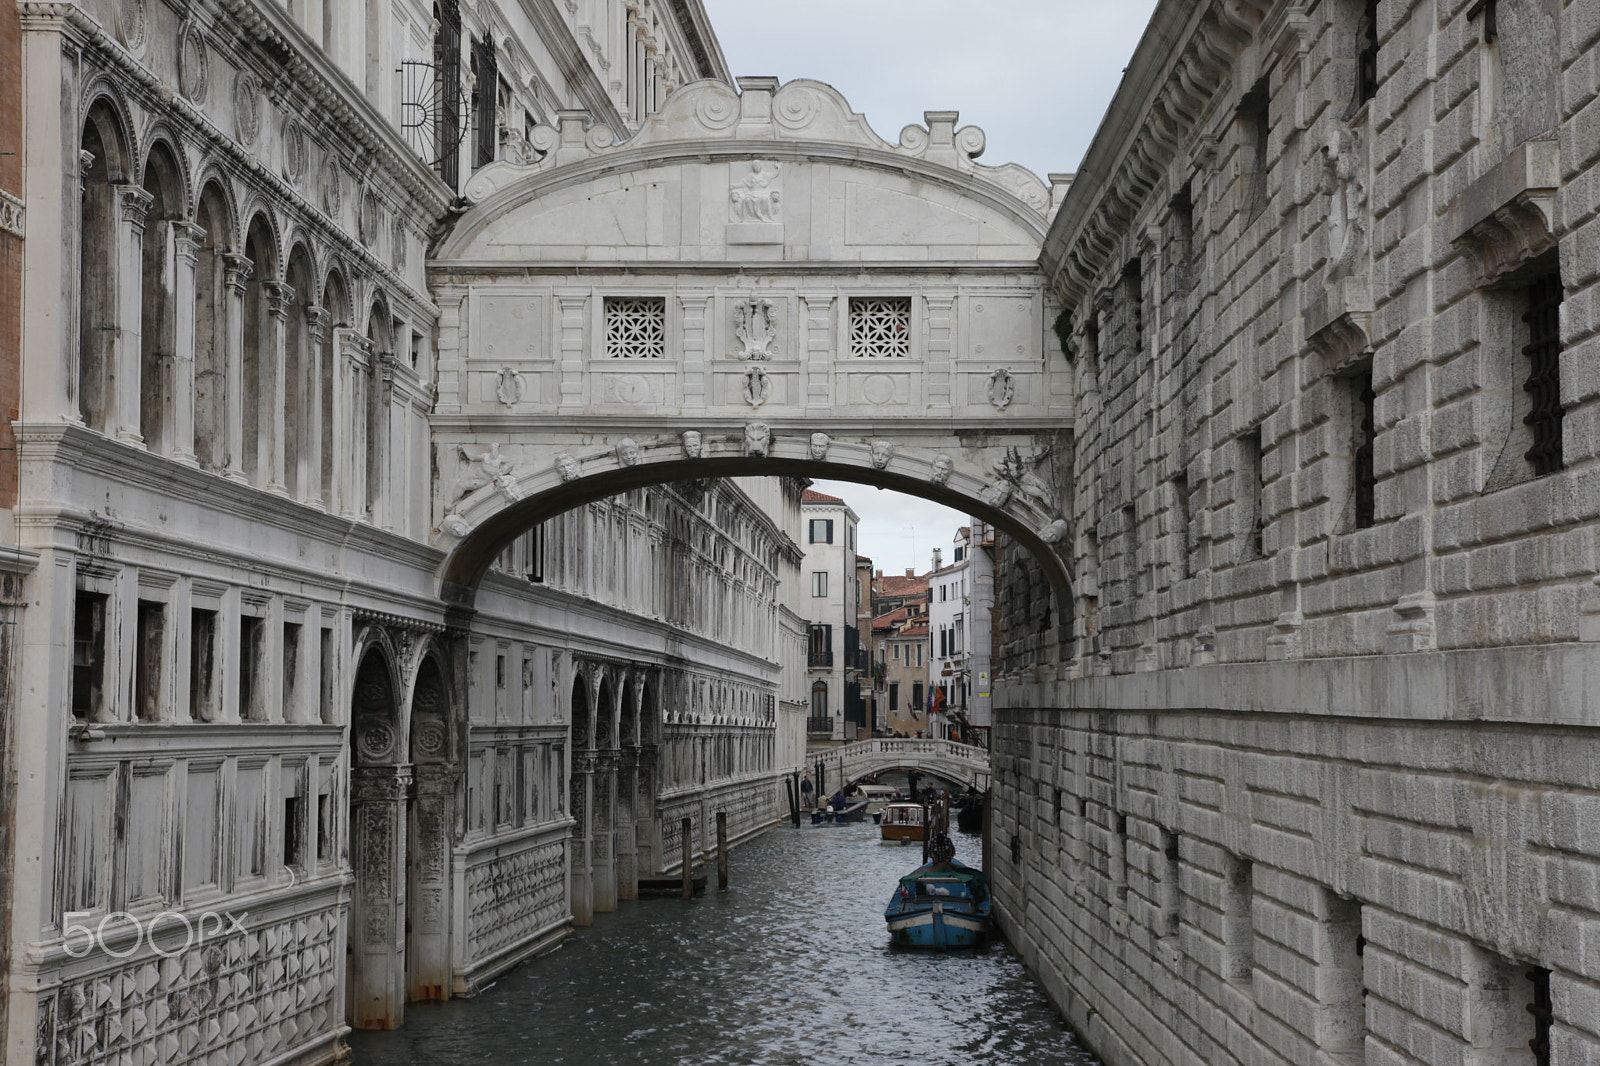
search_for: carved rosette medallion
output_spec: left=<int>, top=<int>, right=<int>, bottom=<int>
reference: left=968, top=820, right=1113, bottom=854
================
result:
left=178, top=23, right=208, bottom=102
left=360, top=189, right=381, bottom=247
left=283, top=119, right=308, bottom=187
left=323, top=162, right=343, bottom=217
left=413, top=720, right=448, bottom=760
left=118, top=0, right=146, bottom=50
left=357, top=721, right=397, bottom=762
left=233, top=72, right=261, bottom=147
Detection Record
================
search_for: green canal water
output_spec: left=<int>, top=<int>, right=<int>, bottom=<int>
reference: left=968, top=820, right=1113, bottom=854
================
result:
left=349, top=817, right=1102, bottom=1066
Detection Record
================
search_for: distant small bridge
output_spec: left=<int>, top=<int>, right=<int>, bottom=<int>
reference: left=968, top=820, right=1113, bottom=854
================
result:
left=810, top=738, right=991, bottom=795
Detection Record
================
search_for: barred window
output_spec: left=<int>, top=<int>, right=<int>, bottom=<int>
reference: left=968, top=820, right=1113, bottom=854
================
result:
left=849, top=297, right=911, bottom=358
left=1522, top=271, right=1564, bottom=476
left=604, top=297, right=666, bottom=358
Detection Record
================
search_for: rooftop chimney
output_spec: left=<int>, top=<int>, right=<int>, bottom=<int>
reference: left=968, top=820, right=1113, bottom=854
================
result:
left=905, top=568, right=914, bottom=578
left=933, top=548, right=943, bottom=570
left=875, top=569, right=882, bottom=579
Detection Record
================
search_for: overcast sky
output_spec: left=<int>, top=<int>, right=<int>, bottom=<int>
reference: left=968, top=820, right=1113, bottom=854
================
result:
left=699, top=0, right=1159, bottom=181
left=703, top=0, right=1157, bottom=575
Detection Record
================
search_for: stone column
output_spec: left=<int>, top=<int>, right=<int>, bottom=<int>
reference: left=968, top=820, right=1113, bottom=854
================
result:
left=615, top=751, right=638, bottom=900
left=113, top=184, right=154, bottom=444
left=406, top=763, right=454, bottom=1002
left=221, top=254, right=252, bottom=482
left=341, top=332, right=374, bottom=519
left=637, top=745, right=658, bottom=874
left=263, top=281, right=293, bottom=494
left=348, top=764, right=411, bottom=1030
left=570, top=754, right=594, bottom=925
left=592, top=753, right=617, bottom=912
left=304, top=305, right=329, bottom=507
left=169, top=220, right=205, bottom=465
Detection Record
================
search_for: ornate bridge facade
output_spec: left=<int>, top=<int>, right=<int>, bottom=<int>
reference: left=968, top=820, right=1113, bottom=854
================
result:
left=426, top=78, right=1076, bottom=607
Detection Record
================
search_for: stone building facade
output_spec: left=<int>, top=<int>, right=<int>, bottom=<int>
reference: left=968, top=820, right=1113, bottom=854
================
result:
left=800, top=488, right=861, bottom=744
left=990, top=0, right=1600, bottom=1064
left=0, top=0, right=806, bottom=1061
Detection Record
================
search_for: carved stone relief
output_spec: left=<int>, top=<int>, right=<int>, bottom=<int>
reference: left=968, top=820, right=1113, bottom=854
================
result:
left=233, top=71, right=260, bottom=147
left=284, top=118, right=308, bottom=186
left=986, top=367, right=1016, bottom=410
left=495, top=366, right=525, bottom=406
left=554, top=453, right=581, bottom=481
left=742, top=365, right=772, bottom=407
left=178, top=23, right=208, bottom=102
left=681, top=430, right=703, bottom=458
left=870, top=439, right=895, bottom=469
left=743, top=422, right=770, bottom=457
left=930, top=454, right=954, bottom=486
left=808, top=432, right=830, bottom=461
left=732, top=298, right=778, bottom=359
left=616, top=438, right=641, bottom=466
left=1320, top=126, right=1368, bottom=283
left=729, top=162, right=781, bottom=222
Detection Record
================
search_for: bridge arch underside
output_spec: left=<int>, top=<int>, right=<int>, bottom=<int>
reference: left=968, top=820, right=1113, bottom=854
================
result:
left=438, top=446, right=1072, bottom=615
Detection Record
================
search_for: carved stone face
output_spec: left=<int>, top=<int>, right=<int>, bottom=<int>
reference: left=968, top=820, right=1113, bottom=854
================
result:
left=682, top=430, right=703, bottom=458
left=931, top=454, right=954, bottom=485
left=870, top=439, right=894, bottom=469
left=809, top=432, right=830, bottom=461
left=616, top=438, right=640, bottom=466
left=554, top=453, right=581, bottom=481
left=745, top=422, right=770, bottom=456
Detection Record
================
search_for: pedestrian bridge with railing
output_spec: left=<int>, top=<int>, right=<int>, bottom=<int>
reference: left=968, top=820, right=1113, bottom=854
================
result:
left=810, top=738, right=991, bottom=795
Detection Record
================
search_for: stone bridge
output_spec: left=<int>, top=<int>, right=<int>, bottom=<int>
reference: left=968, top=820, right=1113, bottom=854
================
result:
left=813, top=738, right=992, bottom=794
left=425, top=78, right=1076, bottom=611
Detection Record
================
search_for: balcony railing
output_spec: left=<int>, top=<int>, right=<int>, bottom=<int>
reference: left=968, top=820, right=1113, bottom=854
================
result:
left=806, top=716, right=834, bottom=734
left=808, top=648, right=834, bottom=668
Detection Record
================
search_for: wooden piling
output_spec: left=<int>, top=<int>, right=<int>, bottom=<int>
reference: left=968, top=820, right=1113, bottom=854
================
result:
left=681, top=817, right=693, bottom=900
left=717, top=811, right=728, bottom=889
left=922, top=803, right=931, bottom=864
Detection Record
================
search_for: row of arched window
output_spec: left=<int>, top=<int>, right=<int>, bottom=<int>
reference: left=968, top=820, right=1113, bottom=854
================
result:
left=75, top=96, right=405, bottom=522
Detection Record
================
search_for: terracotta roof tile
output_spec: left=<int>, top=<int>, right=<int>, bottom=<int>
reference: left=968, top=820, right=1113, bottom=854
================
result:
left=802, top=489, right=845, bottom=504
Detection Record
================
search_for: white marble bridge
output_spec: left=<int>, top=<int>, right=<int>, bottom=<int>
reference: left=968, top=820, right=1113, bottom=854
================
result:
left=811, top=738, right=992, bottom=794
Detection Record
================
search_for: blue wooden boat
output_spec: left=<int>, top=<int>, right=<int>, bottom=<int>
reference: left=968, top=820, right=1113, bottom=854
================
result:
left=884, top=837, right=991, bottom=949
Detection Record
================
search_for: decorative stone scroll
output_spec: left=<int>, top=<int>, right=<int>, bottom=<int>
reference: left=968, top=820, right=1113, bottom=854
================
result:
left=732, top=298, right=778, bottom=359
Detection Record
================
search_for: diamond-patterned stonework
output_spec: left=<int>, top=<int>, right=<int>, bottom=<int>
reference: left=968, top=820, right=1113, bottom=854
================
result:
left=465, top=840, right=566, bottom=963
left=848, top=297, right=911, bottom=358
left=604, top=298, right=666, bottom=358
left=35, top=907, right=341, bottom=1066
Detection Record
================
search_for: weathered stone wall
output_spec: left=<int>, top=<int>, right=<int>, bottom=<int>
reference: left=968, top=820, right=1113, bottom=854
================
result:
left=995, top=0, right=1600, bottom=1061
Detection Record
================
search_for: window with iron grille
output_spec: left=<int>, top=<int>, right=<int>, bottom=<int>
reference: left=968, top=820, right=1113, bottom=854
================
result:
left=1353, top=369, right=1376, bottom=528
left=605, top=297, right=666, bottom=358
left=849, top=297, right=911, bottom=358
left=471, top=34, right=497, bottom=170
left=1522, top=272, right=1564, bottom=476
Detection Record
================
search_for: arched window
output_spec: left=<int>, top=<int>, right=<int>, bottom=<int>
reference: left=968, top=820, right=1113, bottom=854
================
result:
left=193, top=183, right=232, bottom=473
left=811, top=680, right=828, bottom=719
left=139, top=143, right=183, bottom=452
left=78, top=103, right=129, bottom=431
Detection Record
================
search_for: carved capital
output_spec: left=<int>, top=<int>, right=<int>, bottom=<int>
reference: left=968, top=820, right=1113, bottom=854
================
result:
left=170, top=220, right=206, bottom=263
left=263, top=281, right=294, bottom=319
left=115, top=184, right=155, bottom=230
left=221, top=253, right=253, bottom=295
left=303, top=303, right=329, bottom=341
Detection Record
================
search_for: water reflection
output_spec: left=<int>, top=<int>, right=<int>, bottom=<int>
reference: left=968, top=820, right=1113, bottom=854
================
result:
left=351, top=820, right=1100, bottom=1066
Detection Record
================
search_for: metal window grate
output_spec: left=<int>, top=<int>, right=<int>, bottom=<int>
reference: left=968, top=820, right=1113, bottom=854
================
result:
left=471, top=34, right=498, bottom=170
left=1527, top=966, right=1552, bottom=1065
left=1354, top=373, right=1376, bottom=528
left=1522, top=272, right=1564, bottom=476
left=849, top=297, right=911, bottom=358
left=605, top=297, right=666, bottom=358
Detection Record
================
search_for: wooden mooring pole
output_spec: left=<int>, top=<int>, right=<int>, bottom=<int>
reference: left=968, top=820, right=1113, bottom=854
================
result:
left=717, top=811, right=728, bottom=889
left=921, top=803, right=931, bottom=864
left=681, top=817, right=693, bottom=900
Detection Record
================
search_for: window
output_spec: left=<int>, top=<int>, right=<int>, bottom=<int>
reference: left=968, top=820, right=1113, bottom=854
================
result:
left=471, top=34, right=498, bottom=169
left=808, top=624, right=833, bottom=667
left=1172, top=472, right=1193, bottom=578
left=191, top=608, right=218, bottom=721
left=1319, top=893, right=1367, bottom=1055
left=283, top=794, right=303, bottom=869
left=282, top=621, right=302, bottom=721
left=808, top=518, right=834, bottom=544
left=239, top=615, right=265, bottom=721
left=318, top=626, right=335, bottom=724
left=954, top=546, right=965, bottom=563
left=1351, top=369, right=1377, bottom=527
left=810, top=680, right=828, bottom=718
left=912, top=682, right=923, bottom=713
left=1355, top=0, right=1379, bottom=108
left=1239, top=428, right=1264, bottom=559
left=849, top=297, right=911, bottom=358
left=72, top=590, right=108, bottom=720
left=604, top=297, right=666, bottom=358
left=915, top=643, right=923, bottom=667
left=135, top=601, right=165, bottom=722
left=1522, top=270, right=1565, bottom=476
left=1160, top=831, right=1181, bottom=938
left=889, top=682, right=899, bottom=711
left=939, top=585, right=947, bottom=602
left=811, top=571, right=828, bottom=597
left=892, top=644, right=900, bottom=661
left=1239, top=78, right=1271, bottom=222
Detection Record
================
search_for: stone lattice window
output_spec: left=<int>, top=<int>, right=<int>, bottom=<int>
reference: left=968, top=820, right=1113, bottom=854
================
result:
left=849, top=297, right=911, bottom=358
left=605, top=297, right=666, bottom=358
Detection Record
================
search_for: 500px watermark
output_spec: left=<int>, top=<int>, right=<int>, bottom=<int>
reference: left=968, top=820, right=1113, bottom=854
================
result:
left=61, top=910, right=249, bottom=958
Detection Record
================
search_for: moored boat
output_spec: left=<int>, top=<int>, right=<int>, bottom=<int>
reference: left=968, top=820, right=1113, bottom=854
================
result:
left=884, top=835, right=991, bottom=949
left=879, top=801, right=927, bottom=842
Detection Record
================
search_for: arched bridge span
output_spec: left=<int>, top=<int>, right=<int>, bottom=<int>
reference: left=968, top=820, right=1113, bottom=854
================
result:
left=815, top=739, right=992, bottom=794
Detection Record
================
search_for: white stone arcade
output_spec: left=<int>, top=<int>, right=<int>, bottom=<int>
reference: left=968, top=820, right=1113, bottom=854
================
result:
left=428, top=78, right=1076, bottom=599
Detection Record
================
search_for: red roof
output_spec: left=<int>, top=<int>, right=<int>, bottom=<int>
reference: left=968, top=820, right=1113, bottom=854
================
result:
left=872, top=607, right=911, bottom=630
left=897, top=624, right=929, bottom=637
left=875, top=573, right=929, bottom=597
left=802, top=489, right=844, bottom=504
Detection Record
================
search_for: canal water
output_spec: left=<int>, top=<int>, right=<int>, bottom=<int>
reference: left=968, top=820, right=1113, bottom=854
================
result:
left=350, top=818, right=1101, bottom=1066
